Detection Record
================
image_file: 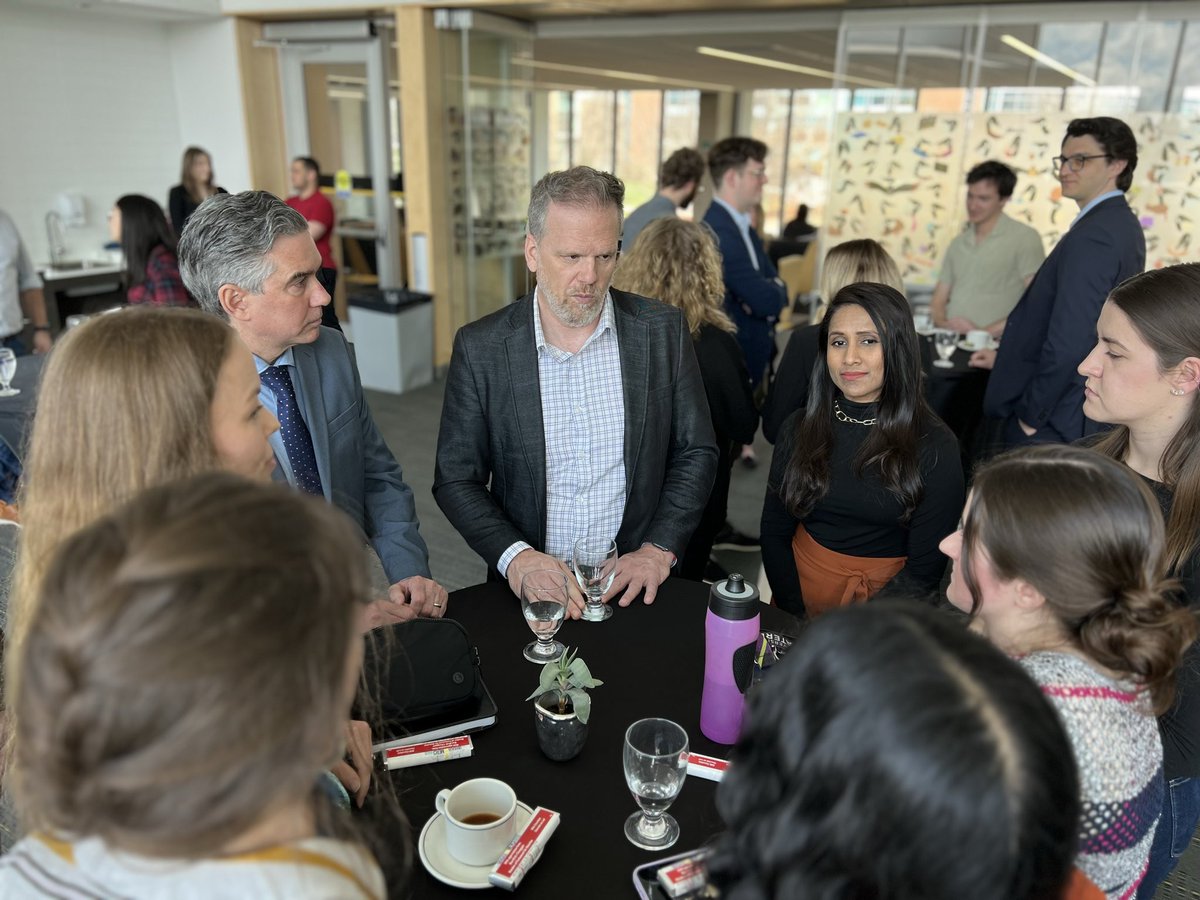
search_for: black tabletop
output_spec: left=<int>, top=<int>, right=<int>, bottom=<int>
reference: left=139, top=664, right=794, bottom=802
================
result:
left=380, top=578, right=798, bottom=899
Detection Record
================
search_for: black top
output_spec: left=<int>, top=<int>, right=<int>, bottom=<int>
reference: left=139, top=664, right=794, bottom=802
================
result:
left=1143, top=477, right=1200, bottom=779
left=761, top=400, right=965, bottom=616
left=168, top=184, right=228, bottom=236
left=762, top=324, right=820, bottom=444
left=692, top=323, right=759, bottom=449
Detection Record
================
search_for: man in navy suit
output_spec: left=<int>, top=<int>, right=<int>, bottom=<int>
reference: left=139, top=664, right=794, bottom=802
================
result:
left=701, top=137, right=787, bottom=392
left=981, top=117, right=1145, bottom=446
left=179, top=191, right=448, bottom=622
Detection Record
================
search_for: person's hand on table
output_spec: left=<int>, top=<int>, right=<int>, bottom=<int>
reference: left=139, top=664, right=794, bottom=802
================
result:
left=31, top=330, right=52, bottom=354
left=944, top=316, right=977, bottom=334
left=506, top=549, right=586, bottom=619
left=606, top=544, right=673, bottom=607
left=330, top=719, right=372, bottom=808
left=968, top=348, right=996, bottom=370
left=389, top=575, right=449, bottom=619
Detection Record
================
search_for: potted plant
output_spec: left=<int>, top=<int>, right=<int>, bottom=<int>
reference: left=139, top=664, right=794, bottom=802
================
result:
left=526, top=648, right=603, bottom=761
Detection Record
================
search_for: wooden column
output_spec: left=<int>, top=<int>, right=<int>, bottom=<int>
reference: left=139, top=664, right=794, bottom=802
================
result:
left=234, top=18, right=288, bottom=198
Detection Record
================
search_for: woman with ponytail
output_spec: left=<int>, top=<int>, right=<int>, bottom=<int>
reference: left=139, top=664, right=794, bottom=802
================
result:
left=761, top=281, right=964, bottom=617
left=1077, top=262, right=1200, bottom=896
left=939, top=444, right=1197, bottom=899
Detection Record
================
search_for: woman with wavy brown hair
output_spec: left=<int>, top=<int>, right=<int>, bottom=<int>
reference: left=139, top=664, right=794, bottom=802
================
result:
left=168, top=146, right=226, bottom=236
left=940, top=444, right=1197, bottom=900
left=1076, top=262, right=1200, bottom=896
left=614, top=216, right=757, bottom=579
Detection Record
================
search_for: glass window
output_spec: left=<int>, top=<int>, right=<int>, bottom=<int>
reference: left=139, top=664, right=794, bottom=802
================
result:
left=782, top=90, right=846, bottom=232
left=546, top=90, right=571, bottom=172
left=750, top=90, right=791, bottom=235
left=572, top=90, right=615, bottom=172
left=660, top=90, right=700, bottom=166
left=1135, top=20, right=1181, bottom=112
left=844, top=26, right=900, bottom=95
left=1170, top=22, right=1200, bottom=113
left=615, top=90, right=663, bottom=212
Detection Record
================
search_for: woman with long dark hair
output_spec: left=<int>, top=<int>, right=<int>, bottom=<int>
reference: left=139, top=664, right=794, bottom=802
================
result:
left=708, top=602, right=1082, bottom=900
left=168, top=146, right=226, bottom=236
left=1076, top=263, right=1200, bottom=896
left=761, top=282, right=963, bottom=617
left=940, top=444, right=1197, bottom=899
left=109, top=195, right=194, bottom=307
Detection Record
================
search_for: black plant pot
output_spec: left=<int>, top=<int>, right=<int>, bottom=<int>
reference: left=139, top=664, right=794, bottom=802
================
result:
left=534, top=693, right=589, bottom=761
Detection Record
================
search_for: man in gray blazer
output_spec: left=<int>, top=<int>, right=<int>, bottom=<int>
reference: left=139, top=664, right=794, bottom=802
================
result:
left=179, top=191, right=447, bottom=621
left=434, top=167, right=718, bottom=614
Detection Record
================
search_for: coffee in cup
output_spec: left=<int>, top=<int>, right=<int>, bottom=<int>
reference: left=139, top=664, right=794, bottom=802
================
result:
left=965, top=329, right=991, bottom=351
left=435, top=778, right=518, bottom=866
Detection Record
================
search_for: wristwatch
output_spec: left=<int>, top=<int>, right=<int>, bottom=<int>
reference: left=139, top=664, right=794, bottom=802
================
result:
left=645, top=542, right=678, bottom=568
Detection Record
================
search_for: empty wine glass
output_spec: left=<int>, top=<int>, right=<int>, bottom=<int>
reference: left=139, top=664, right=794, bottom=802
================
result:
left=573, top=536, right=617, bottom=623
left=933, top=329, right=957, bottom=369
left=623, top=718, right=689, bottom=850
left=520, top=569, right=568, bottom=663
left=0, top=348, right=18, bottom=398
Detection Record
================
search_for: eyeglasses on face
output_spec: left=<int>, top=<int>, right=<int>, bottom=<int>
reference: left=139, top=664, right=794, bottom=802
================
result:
left=742, top=166, right=767, bottom=180
left=1051, top=154, right=1110, bottom=174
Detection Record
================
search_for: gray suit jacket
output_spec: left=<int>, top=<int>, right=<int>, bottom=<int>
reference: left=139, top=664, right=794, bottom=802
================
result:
left=281, top=326, right=431, bottom=581
left=433, top=289, right=718, bottom=574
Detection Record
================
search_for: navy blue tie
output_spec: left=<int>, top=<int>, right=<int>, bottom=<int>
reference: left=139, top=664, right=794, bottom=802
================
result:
left=260, top=365, right=324, bottom=496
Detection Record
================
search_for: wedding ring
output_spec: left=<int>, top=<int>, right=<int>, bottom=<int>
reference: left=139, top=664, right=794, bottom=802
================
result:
left=433, top=601, right=443, bottom=608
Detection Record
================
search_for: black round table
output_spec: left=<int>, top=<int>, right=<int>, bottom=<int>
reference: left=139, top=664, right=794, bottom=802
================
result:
left=378, top=578, right=799, bottom=898
left=921, top=336, right=991, bottom=465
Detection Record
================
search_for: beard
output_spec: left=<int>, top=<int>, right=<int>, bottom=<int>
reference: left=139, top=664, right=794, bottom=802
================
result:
left=679, top=187, right=697, bottom=210
left=539, top=282, right=605, bottom=329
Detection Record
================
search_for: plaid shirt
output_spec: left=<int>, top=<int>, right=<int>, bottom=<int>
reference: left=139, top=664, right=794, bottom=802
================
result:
left=497, top=292, right=626, bottom=575
left=127, top=244, right=195, bottom=307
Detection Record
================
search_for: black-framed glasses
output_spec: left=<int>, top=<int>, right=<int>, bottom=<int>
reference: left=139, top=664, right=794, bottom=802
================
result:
left=1051, top=154, right=1110, bottom=174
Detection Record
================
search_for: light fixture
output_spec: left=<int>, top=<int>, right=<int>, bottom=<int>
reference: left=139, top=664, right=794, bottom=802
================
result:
left=1000, top=34, right=1096, bottom=87
left=696, top=46, right=894, bottom=89
left=511, top=58, right=733, bottom=92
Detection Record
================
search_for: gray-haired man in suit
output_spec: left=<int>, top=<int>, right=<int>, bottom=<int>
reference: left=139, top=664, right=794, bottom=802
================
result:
left=434, top=167, right=718, bottom=615
left=179, top=190, right=448, bottom=622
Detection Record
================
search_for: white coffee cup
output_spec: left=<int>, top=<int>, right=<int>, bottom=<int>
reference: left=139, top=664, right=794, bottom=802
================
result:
left=913, top=311, right=933, bottom=333
left=965, top=329, right=991, bottom=351
left=435, top=778, right=518, bottom=866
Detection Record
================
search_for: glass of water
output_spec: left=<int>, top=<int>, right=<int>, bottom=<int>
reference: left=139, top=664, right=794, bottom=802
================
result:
left=0, top=349, right=19, bottom=397
left=933, top=329, right=957, bottom=369
left=623, top=717, right=689, bottom=850
left=573, top=536, right=617, bottom=623
left=520, top=569, right=568, bottom=663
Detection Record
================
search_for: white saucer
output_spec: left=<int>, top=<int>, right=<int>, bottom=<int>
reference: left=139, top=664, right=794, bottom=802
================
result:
left=957, top=338, right=998, bottom=352
left=419, top=801, right=534, bottom=889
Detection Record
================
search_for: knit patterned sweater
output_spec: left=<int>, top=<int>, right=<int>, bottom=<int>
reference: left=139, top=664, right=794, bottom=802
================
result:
left=1020, top=651, right=1162, bottom=900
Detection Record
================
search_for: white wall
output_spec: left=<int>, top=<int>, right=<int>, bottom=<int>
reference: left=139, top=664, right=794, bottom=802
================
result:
left=0, top=3, right=249, bottom=266
left=167, top=17, right=251, bottom=195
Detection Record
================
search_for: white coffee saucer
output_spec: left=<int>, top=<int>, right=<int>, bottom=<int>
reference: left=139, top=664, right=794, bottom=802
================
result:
left=957, top=338, right=998, bottom=352
left=419, top=800, right=534, bottom=889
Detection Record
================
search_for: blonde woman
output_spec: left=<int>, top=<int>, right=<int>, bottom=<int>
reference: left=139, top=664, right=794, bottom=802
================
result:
left=168, top=146, right=226, bottom=236
left=614, top=217, right=757, bottom=579
left=0, top=474, right=386, bottom=897
left=763, top=239, right=905, bottom=443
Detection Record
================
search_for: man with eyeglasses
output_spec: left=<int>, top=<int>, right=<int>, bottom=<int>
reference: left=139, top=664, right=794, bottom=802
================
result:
left=702, top=137, right=787, bottom=472
left=981, top=117, right=1145, bottom=446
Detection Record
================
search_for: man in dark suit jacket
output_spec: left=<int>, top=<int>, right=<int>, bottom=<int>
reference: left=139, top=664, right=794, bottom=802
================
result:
left=983, top=117, right=1145, bottom=446
left=701, top=137, right=788, bottom=391
left=179, top=190, right=447, bottom=622
left=434, top=167, right=717, bottom=613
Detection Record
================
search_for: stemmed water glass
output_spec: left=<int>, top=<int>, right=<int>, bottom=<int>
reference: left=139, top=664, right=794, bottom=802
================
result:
left=932, top=329, right=957, bottom=369
left=0, top=348, right=19, bottom=398
left=623, top=718, right=689, bottom=850
left=572, top=536, right=618, bottom=622
left=520, top=569, right=568, bottom=663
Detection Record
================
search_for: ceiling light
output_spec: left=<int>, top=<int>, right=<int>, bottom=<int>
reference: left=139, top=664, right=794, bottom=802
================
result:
left=696, top=46, right=894, bottom=89
left=511, top=58, right=733, bottom=92
left=1000, top=34, right=1096, bottom=86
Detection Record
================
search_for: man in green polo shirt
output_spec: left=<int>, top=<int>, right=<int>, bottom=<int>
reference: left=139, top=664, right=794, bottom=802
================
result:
left=931, top=161, right=1045, bottom=338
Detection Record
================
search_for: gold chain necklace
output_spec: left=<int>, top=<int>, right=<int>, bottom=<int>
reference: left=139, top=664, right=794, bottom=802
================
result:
left=834, top=399, right=877, bottom=426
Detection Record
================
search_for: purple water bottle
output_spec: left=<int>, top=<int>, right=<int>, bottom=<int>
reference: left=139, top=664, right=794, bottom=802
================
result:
left=700, top=574, right=761, bottom=745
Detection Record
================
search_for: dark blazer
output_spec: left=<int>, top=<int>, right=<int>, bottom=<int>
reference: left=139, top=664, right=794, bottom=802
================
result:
left=432, top=289, right=719, bottom=573
left=281, top=326, right=431, bottom=582
left=701, top=201, right=787, bottom=385
left=985, top=195, right=1145, bottom=443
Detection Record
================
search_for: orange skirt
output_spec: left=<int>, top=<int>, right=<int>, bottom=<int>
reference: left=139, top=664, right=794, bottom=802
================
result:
left=791, top=524, right=905, bottom=618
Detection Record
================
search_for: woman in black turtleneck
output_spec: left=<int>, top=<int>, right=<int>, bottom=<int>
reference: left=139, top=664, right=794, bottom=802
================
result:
left=761, top=282, right=964, bottom=618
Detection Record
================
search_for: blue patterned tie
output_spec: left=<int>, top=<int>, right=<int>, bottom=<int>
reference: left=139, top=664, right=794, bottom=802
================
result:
left=260, top=365, right=324, bottom=496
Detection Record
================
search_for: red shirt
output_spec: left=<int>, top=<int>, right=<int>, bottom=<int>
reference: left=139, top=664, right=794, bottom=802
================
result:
left=286, top=191, right=336, bottom=270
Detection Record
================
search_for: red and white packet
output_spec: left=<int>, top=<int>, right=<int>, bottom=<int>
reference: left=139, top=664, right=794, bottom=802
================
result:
left=488, top=806, right=560, bottom=890
left=656, top=855, right=708, bottom=898
left=685, top=752, right=728, bottom=782
left=383, top=735, right=473, bottom=770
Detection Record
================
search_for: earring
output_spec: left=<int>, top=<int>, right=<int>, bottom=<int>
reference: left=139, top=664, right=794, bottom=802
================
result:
left=1172, top=389, right=1186, bottom=396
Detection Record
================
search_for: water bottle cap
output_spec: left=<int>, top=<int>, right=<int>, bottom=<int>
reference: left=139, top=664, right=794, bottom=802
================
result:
left=709, top=574, right=760, bottom=620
